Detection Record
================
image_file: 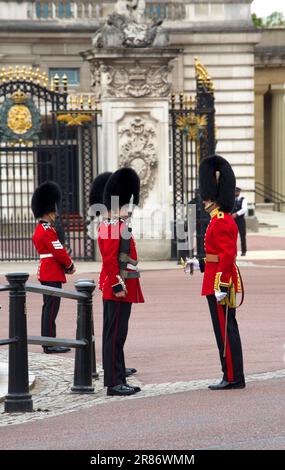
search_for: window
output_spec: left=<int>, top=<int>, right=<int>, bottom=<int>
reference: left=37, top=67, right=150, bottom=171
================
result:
left=49, top=68, right=80, bottom=86
left=36, top=1, right=72, bottom=19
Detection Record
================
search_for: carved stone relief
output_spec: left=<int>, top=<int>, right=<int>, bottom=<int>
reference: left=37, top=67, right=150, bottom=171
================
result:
left=91, top=62, right=172, bottom=99
left=118, top=116, right=158, bottom=205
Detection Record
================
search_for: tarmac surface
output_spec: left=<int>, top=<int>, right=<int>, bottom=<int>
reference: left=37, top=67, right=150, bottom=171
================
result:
left=0, top=232, right=285, bottom=450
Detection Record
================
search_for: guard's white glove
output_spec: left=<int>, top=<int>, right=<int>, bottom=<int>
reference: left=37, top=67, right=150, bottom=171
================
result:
left=184, top=257, right=200, bottom=274
left=214, top=290, right=227, bottom=302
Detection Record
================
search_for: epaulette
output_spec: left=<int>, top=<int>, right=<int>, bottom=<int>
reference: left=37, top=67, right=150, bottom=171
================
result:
left=41, top=222, right=51, bottom=230
left=217, top=211, right=224, bottom=219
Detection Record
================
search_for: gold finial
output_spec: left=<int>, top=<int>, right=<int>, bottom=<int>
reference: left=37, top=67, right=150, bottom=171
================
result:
left=21, top=65, right=27, bottom=80
left=8, top=66, right=13, bottom=80
left=185, top=95, right=196, bottom=109
left=62, top=74, right=68, bottom=93
left=50, top=78, right=54, bottom=92
left=53, top=74, right=60, bottom=92
left=27, top=66, right=32, bottom=81
left=15, top=65, right=20, bottom=80
left=0, top=66, right=6, bottom=82
left=42, top=71, right=48, bottom=87
left=75, top=95, right=80, bottom=110
left=35, top=67, right=40, bottom=83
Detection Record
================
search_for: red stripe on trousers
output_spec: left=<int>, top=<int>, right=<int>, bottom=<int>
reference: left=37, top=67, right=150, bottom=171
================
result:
left=112, top=303, right=121, bottom=386
left=216, top=302, right=234, bottom=383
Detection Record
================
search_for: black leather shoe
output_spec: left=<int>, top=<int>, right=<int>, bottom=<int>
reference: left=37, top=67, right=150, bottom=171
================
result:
left=208, top=380, right=246, bottom=390
left=43, top=346, right=71, bottom=354
left=241, top=252, right=246, bottom=256
left=125, top=383, right=141, bottom=393
left=107, top=384, right=136, bottom=396
left=125, top=367, right=137, bottom=377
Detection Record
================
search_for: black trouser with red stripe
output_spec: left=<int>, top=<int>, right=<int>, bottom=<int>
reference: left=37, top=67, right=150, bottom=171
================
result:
left=102, top=300, right=132, bottom=387
left=207, top=295, right=245, bottom=384
left=41, top=281, right=62, bottom=338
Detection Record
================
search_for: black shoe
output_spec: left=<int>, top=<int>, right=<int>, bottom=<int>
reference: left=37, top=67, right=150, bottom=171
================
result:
left=241, top=252, right=246, bottom=256
left=125, top=383, right=141, bottom=393
left=208, top=380, right=246, bottom=390
left=43, top=346, right=71, bottom=354
left=125, top=367, right=137, bottom=377
left=107, top=384, right=136, bottom=396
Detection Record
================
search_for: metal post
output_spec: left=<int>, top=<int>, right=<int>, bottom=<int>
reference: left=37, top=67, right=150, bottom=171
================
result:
left=74, top=278, right=98, bottom=379
left=71, top=280, right=95, bottom=393
left=4, top=273, right=33, bottom=413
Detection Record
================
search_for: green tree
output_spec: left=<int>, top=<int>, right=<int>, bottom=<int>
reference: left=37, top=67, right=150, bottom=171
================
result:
left=265, top=11, right=285, bottom=27
left=252, top=11, right=285, bottom=28
left=252, top=13, right=264, bottom=28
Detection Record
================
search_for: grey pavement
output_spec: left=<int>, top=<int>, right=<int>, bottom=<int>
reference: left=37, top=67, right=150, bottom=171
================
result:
left=0, top=231, right=285, bottom=449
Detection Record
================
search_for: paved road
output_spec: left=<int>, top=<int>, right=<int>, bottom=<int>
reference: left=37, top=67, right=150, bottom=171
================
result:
left=0, top=257, right=285, bottom=449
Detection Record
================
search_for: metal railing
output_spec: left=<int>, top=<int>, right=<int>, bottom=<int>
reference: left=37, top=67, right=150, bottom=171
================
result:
left=255, top=181, right=285, bottom=212
left=0, top=273, right=97, bottom=413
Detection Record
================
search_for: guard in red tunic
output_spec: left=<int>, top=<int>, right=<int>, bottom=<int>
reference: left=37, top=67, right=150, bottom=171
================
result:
left=96, top=168, right=144, bottom=396
left=186, top=155, right=245, bottom=390
left=31, top=181, right=75, bottom=353
left=89, top=171, right=137, bottom=380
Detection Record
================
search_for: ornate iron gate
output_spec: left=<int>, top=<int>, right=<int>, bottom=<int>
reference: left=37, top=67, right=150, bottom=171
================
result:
left=0, top=67, right=99, bottom=261
left=169, top=59, right=216, bottom=260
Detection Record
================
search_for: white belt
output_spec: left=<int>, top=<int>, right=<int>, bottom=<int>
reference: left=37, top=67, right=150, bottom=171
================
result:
left=126, top=263, right=138, bottom=271
left=40, top=254, right=53, bottom=259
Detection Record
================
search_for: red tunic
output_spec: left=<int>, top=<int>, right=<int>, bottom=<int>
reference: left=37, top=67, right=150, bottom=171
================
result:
left=98, top=219, right=144, bottom=303
left=32, top=222, right=73, bottom=283
left=201, top=208, right=241, bottom=296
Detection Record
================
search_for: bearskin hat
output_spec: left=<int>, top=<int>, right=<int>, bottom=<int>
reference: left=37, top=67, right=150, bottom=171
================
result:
left=103, top=167, right=140, bottom=211
left=199, top=155, right=236, bottom=213
left=89, top=172, right=112, bottom=216
left=31, top=181, right=61, bottom=218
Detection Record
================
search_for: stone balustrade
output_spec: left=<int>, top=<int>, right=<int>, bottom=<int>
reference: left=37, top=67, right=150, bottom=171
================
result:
left=30, top=1, right=102, bottom=19
left=145, top=1, right=186, bottom=21
left=28, top=1, right=185, bottom=21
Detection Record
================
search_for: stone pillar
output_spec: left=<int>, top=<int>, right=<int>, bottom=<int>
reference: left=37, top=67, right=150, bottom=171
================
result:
left=83, top=47, right=181, bottom=259
left=271, top=85, right=285, bottom=209
left=254, top=84, right=269, bottom=201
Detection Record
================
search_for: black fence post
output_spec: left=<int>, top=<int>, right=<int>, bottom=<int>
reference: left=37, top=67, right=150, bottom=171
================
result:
left=71, top=280, right=95, bottom=394
left=75, top=278, right=98, bottom=379
left=4, top=273, right=33, bottom=413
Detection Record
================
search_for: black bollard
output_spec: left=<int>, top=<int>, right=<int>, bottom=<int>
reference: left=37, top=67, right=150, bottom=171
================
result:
left=71, top=280, right=95, bottom=394
left=4, top=273, right=33, bottom=413
left=74, top=279, right=98, bottom=379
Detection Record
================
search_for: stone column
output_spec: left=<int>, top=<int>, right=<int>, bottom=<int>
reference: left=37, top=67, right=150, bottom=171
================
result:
left=83, top=47, right=181, bottom=259
left=254, top=84, right=269, bottom=201
left=271, top=85, right=285, bottom=208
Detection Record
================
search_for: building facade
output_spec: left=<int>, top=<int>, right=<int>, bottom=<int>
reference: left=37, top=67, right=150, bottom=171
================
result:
left=0, top=1, right=284, bottom=259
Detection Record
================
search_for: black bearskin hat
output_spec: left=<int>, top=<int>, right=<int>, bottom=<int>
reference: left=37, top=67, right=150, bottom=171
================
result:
left=199, top=155, right=236, bottom=213
left=31, top=181, right=61, bottom=218
left=103, top=167, right=140, bottom=211
left=89, top=172, right=112, bottom=215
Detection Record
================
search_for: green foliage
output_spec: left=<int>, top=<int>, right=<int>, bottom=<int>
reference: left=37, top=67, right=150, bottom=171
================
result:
left=252, top=13, right=263, bottom=28
left=252, top=11, right=285, bottom=28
